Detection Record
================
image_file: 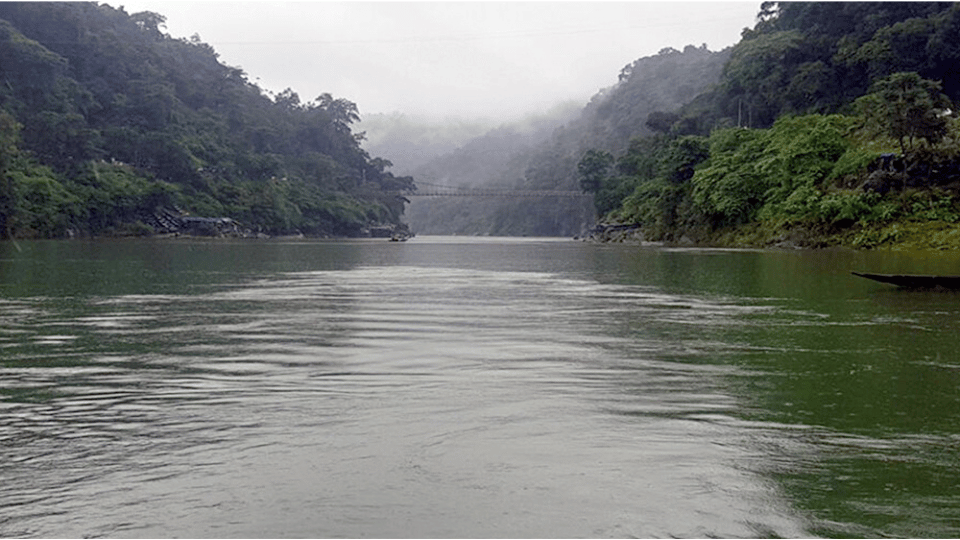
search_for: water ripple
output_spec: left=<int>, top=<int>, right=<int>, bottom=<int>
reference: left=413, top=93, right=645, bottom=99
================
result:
left=0, top=264, right=826, bottom=537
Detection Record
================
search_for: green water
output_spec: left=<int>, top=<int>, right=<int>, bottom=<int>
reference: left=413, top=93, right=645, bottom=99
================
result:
left=598, top=245, right=960, bottom=537
left=1, top=238, right=959, bottom=537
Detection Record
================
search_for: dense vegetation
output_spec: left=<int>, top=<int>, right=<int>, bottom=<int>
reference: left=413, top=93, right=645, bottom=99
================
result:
left=0, top=2, right=412, bottom=239
left=582, top=2, right=960, bottom=249
left=6, top=1, right=959, bottom=247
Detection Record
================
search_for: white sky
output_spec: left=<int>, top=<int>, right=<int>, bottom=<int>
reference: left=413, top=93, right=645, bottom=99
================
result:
left=113, top=1, right=761, bottom=121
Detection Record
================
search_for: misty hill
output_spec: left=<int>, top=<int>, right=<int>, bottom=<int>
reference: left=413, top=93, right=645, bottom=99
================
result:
left=357, top=114, right=497, bottom=174
left=0, top=2, right=410, bottom=238
left=572, top=44, right=731, bottom=155
left=398, top=45, right=732, bottom=236
left=359, top=101, right=583, bottom=182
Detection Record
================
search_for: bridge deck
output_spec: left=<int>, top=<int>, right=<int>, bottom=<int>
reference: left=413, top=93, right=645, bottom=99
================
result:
left=395, top=189, right=589, bottom=198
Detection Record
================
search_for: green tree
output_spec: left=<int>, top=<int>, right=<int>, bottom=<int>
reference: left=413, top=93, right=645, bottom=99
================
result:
left=0, top=112, right=22, bottom=238
left=856, top=72, right=952, bottom=155
left=691, top=127, right=771, bottom=226
left=847, top=18, right=936, bottom=80
left=316, top=93, right=360, bottom=128
left=577, top=149, right=613, bottom=193
left=718, top=30, right=807, bottom=127
left=757, top=114, right=854, bottom=205
left=0, top=2, right=415, bottom=237
left=645, top=111, right=680, bottom=134
left=657, top=135, right=709, bottom=183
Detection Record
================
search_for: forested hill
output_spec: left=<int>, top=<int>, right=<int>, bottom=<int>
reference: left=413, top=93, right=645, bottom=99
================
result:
left=0, top=2, right=412, bottom=239
left=583, top=1, right=960, bottom=249
left=400, top=45, right=732, bottom=236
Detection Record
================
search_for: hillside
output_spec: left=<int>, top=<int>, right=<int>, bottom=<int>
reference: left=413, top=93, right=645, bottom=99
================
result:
left=586, top=1, right=960, bottom=250
left=6, top=1, right=959, bottom=247
left=0, top=2, right=412, bottom=238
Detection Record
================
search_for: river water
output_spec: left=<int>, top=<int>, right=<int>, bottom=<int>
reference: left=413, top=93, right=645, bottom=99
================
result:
left=1, top=237, right=959, bottom=538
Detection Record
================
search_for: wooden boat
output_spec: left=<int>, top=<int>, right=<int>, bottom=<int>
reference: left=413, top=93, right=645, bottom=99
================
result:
left=852, top=272, right=960, bottom=289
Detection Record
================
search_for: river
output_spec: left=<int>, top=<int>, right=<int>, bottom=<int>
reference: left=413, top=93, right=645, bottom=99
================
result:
left=1, top=237, right=959, bottom=538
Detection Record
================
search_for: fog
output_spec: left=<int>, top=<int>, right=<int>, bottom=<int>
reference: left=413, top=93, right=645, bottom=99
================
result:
left=115, top=1, right=760, bottom=122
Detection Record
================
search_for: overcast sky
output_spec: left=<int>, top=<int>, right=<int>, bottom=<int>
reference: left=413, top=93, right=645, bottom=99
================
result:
left=114, top=1, right=761, bottom=121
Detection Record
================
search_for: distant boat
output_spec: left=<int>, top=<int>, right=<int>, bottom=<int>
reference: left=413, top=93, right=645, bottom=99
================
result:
left=852, top=272, right=960, bottom=289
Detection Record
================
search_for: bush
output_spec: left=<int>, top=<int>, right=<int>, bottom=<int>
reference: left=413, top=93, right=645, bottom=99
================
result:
left=904, top=189, right=960, bottom=222
left=691, top=127, right=770, bottom=225
left=816, top=191, right=877, bottom=225
left=8, top=164, right=78, bottom=236
left=694, top=115, right=864, bottom=228
left=620, top=179, right=689, bottom=238
left=758, top=114, right=855, bottom=205
left=828, top=147, right=883, bottom=184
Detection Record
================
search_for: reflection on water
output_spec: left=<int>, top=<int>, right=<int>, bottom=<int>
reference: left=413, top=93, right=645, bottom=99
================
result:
left=1, top=238, right=960, bottom=537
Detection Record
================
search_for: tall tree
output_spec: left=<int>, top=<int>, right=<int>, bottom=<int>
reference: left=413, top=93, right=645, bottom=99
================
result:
left=577, top=149, right=613, bottom=194
left=856, top=71, right=952, bottom=155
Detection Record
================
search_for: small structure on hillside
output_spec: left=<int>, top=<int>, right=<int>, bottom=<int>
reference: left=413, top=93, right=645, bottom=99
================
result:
left=137, top=208, right=245, bottom=237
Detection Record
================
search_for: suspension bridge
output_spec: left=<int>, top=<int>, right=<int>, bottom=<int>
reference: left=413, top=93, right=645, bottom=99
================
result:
left=393, top=182, right=590, bottom=198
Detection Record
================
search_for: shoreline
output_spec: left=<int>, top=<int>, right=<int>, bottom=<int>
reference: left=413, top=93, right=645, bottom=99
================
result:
left=584, top=220, right=960, bottom=251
